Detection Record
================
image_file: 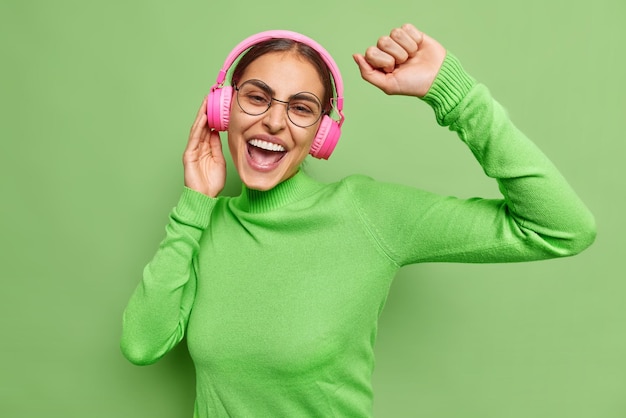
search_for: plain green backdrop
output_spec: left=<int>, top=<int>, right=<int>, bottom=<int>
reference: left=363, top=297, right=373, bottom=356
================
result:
left=1, top=0, right=624, bottom=417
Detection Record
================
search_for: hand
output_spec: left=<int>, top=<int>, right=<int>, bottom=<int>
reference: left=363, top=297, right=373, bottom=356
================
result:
left=182, top=97, right=226, bottom=197
left=353, top=24, right=446, bottom=97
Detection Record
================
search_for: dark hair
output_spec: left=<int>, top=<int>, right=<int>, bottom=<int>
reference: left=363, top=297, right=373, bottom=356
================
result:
left=231, top=39, right=334, bottom=114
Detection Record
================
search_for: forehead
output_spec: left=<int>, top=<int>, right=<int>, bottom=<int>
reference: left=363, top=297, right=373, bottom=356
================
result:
left=238, top=51, right=324, bottom=97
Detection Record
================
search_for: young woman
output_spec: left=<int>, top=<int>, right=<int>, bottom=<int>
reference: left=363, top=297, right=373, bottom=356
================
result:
left=121, top=24, right=596, bottom=417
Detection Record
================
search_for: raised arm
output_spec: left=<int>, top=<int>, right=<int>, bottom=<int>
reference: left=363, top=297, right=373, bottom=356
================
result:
left=349, top=24, right=596, bottom=265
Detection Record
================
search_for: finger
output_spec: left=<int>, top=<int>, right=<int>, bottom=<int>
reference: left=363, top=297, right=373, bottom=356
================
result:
left=353, top=53, right=375, bottom=79
left=196, top=95, right=209, bottom=117
left=189, top=97, right=209, bottom=133
left=363, top=46, right=396, bottom=74
left=208, top=130, right=224, bottom=162
left=187, top=98, right=209, bottom=149
left=353, top=53, right=393, bottom=93
left=390, top=26, right=419, bottom=58
left=185, top=127, right=211, bottom=163
left=400, top=23, right=425, bottom=50
left=376, top=36, right=409, bottom=68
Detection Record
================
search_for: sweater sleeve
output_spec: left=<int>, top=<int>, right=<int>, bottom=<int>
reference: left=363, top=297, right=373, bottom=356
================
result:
left=121, top=187, right=216, bottom=365
left=347, top=53, right=596, bottom=266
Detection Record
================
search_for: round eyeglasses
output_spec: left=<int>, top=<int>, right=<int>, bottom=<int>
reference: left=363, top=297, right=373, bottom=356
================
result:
left=234, top=79, right=324, bottom=128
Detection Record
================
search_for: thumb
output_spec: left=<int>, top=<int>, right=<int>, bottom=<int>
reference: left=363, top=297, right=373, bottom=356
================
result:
left=352, top=53, right=390, bottom=92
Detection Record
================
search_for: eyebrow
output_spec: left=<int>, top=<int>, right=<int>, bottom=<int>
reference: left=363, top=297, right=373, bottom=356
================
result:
left=242, top=79, right=321, bottom=105
left=245, top=79, right=274, bottom=96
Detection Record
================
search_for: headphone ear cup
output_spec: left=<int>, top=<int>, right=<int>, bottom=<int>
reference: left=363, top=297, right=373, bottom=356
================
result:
left=206, top=85, right=233, bottom=131
left=309, top=115, right=341, bottom=160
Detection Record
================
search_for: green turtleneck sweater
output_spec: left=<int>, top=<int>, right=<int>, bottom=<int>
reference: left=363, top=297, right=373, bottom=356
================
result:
left=121, top=54, right=595, bottom=417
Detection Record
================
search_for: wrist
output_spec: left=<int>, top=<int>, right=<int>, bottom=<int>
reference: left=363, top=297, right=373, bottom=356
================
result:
left=172, top=187, right=217, bottom=229
left=421, top=52, right=476, bottom=125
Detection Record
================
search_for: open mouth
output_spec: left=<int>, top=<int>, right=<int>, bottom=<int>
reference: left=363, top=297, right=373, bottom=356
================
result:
left=246, top=139, right=287, bottom=167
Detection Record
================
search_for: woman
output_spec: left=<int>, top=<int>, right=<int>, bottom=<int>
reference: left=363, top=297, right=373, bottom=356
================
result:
left=121, top=24, right=596, bottom=417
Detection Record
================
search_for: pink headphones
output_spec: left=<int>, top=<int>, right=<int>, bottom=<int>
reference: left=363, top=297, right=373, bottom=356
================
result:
left=206, top=30, right=345, bottom=160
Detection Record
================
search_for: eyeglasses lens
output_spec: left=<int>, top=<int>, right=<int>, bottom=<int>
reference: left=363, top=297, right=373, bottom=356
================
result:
left=236, top=80, right=322, bottom=128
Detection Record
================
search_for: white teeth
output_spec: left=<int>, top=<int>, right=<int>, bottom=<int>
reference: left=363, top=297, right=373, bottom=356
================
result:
left=248, top=139, right=286, bottom=152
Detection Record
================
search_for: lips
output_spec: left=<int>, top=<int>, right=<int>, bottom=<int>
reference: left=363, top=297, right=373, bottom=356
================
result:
left=246, top=138, right=287, bottom=170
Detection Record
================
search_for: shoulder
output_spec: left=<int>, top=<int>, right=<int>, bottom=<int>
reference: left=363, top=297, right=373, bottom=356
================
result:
left=322, top=174, right=381, bottom=202
left=336, top=174, right=428, bottom=202
left=337, top=174, right=377, bottom=189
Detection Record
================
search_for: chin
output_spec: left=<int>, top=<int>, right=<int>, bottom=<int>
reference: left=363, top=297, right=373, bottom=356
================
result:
left=239, top=169, right=291, bottom=191
left=241, top=177, right=277, bottom=191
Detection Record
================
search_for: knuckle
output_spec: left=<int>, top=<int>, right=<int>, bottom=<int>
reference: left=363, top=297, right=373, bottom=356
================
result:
left=390, top=27, right=404, bottom=41
left=365, top=47, right=389, bottom=68
left=364, top=45, right=379, bottom=59
left=377, top=36, right=394, bottom=49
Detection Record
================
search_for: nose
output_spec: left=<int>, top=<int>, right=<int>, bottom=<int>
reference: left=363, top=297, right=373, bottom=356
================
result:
left=262, top=99, right=289, bottom=132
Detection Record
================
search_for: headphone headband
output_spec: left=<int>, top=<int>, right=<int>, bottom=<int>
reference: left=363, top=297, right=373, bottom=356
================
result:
left=214, top=30, right=344, bottom=112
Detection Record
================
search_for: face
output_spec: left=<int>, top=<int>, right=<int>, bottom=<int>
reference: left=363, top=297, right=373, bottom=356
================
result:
left=227, top=51, right=325, bottom=191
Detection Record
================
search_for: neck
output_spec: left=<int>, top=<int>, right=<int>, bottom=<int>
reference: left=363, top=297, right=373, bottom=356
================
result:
left=234, top=170, right=320, bottom=213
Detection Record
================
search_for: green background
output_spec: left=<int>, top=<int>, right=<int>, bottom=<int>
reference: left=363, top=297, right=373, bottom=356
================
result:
left=1, top=0, right=624, bottom=417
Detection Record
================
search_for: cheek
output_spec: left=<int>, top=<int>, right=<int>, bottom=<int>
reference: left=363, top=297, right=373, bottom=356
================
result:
left=226, top=124, right=243, bottom=162
left=227, top=103, right=242, bottom=133
left=227, top=111, right=246, bottom=150
left=297, top=126, right=319, bottom=153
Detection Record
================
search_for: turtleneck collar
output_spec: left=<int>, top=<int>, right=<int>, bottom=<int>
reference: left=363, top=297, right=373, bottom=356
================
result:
left=232, top=170, right=323, bottom=213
